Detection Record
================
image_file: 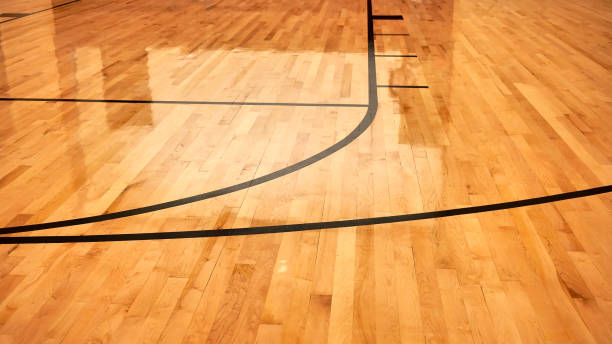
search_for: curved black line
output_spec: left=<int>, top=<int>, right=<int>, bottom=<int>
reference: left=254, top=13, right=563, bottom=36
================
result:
left=0, top=0, right=379, bottom=235
left=2, top=185, right=610, bottom=244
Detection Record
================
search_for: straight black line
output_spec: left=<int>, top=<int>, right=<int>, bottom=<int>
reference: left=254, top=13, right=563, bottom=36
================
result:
left=1, top=185, right=610, bottom=244
left=0, top=13, right=29, bottom=18
left=373, top=33, right=410, bottom=36
left=0, top=0, right=80, bottom=24
left=372, top=15, right=403, bottom=20
left=31, top=0, right=80, bottom=15
left=378, top=85, right=429, bottom=88
left=0, top=0, right=379, bottom=236
left=0, top=18, right=18, bottom=24
left=0, top=97, right=368, bottom=108
left=0, top=0, right=610, bottom=245
left=375, top=54, right=418, bottom=58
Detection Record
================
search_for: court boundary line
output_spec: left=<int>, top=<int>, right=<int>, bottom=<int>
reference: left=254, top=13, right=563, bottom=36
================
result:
left=0, top=0, right=379, bottom=235
left=1, top=0, right=610, bottom=244
left=0, top=13, right=29, bottom=18
left=373, top=33, right=410, bottom=36
left=378, top=85, right=429, bottom=88
left=1, top=185, right=610, bottom=244
left=0, top=97, right=368, bottom=107
left=372, top=15, right=403, bottom=20
left=375, top=54, right=417, bottom=58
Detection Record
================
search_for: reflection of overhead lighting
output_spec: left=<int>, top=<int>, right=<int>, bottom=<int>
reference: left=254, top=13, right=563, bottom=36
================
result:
left=278, top=259, right=288, bottom=273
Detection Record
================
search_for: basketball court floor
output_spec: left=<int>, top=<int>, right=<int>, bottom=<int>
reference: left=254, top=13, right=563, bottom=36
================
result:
left=0, top=0, right=611, bottom=341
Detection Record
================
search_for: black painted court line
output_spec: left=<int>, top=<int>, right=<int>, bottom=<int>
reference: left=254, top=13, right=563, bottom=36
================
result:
left=373, top=33, right=410, bottom=36
left=375, top=54, right=417, bottom=58
left=0, top=0, right=80, bottom=24
left=0, top=97, right=368, bottom=108
left=0, top=0, right=610, bottom=244
left=378, top=85, right=429, bottom=88
left=0, top=13, right=29, bottom=18
left=1, top=186, right=610, bottom=244
left=0, top=0, right=380, bottom=236
left=372, top=15, right=403, bottom=20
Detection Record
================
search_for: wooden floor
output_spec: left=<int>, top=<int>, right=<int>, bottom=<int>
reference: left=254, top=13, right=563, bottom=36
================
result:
left=0, top=0, right=611, bottom=341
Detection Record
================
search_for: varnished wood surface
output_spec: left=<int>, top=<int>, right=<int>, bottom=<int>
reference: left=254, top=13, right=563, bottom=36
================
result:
left=0, top=0, right=611, bottom=341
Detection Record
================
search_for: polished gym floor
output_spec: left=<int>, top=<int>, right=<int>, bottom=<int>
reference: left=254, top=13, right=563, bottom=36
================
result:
left=0, top=0, right=611, bottom=342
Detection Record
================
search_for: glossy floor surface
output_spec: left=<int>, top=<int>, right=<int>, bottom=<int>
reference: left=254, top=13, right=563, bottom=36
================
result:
left=0, top=0, right=611, bottom=342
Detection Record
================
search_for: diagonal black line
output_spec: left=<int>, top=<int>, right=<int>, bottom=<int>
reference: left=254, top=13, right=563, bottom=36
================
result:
left=0, top=13, right=29, bottom=18
left=30, top=0, right=80, bottom=15
left=0, top=0, right=80, bottom=24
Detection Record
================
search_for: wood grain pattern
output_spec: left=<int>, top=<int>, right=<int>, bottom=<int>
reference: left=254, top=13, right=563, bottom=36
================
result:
left=0, top=0, right=611, bottom=341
